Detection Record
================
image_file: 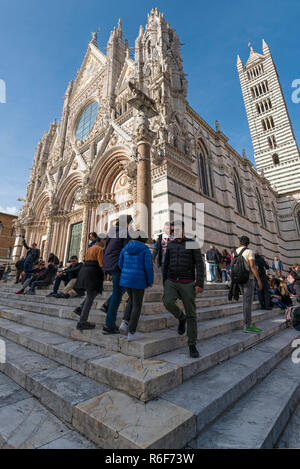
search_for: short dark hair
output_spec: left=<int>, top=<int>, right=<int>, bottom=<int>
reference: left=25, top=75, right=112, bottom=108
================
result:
left=70, top=256, right=78, bottom=260
left=135, top=231, right=148, bottom=244
left=89, top=232, right=97, bottom=239
left=239, top=236, right=250, bottom=246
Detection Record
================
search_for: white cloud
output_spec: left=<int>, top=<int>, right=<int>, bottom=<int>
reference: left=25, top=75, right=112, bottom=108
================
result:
left=0, top=206, right=18, bottom=215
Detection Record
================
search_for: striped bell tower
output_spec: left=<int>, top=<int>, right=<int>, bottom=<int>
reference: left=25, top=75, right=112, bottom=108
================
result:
left=237, top=40, right=300, bottom=194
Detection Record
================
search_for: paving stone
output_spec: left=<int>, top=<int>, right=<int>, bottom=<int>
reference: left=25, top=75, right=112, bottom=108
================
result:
left=276, top=402, right=300, bottom=448
left=0, top=397, right=71, bottom=449
left=38, top=431, right=97, bottom=449
left=0, top=372, right=31, bottom=408
left=73, top=390, right=196, bottom=449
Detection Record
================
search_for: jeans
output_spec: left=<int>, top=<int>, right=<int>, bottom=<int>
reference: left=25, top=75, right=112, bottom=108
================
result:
left=24, top=260, right=33, bottom=280
left=163, top=279, right=197, bottom=346
left=123, top=288, right=145, bottom=334
left=105, top=271, right=126, bottom=328
left=29, top=280, right=51, bottom=292
left=52, top=274, right=69, bottom=294
left=208, top=263, right=217, bottom=282
left=240, top=278, right=254, bottom=328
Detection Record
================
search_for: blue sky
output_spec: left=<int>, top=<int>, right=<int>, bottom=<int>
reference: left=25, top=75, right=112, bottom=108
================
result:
left=0, top=0, right=299, bottom=215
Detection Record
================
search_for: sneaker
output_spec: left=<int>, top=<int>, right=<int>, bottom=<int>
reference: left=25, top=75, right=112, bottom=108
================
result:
left=102, top=325, right=120, bottom=335
left=100, top=303, right=109, bottom=314
left=244, top=324, right=262, bottom=333
left=73, top=307, right=82, bottom=316
left=77, top=322, right=96, bottom=331
left=127, top=331, right=145, bottom=342
left=178, top=316, right=186, bottom=335
left=119, top=320, right=129, bottom=335
left=15, top=290, right=24, bottom=295
left=189, top=345, right=200, bottom=358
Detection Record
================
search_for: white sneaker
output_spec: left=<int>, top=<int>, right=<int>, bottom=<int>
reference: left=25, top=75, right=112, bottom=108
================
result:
left=119, top=320, right=128, bottom=335
left=127, top=331, right=145, bottom=342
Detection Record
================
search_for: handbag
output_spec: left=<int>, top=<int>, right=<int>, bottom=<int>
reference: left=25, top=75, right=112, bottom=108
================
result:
left=287, top=273, right=295, bottom=284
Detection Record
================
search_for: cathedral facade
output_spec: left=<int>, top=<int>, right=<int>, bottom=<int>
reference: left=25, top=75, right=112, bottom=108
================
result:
left=12, top=8, right=300, bottom=269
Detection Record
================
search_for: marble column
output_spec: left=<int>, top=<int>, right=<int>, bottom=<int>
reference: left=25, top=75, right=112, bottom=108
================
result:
left=79, top=203, right=90, bottom=261
left=44, top=217, right=53, bottom=261
left=128, top=84, right=158, bottom=240
left=12, top=226, right=25, bottom=264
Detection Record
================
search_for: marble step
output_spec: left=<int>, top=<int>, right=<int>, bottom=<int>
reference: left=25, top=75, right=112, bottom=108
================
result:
left=0, top=371, right=96, bottom=449
left=189, top=355, right=300, bottom=449
left=161, top=328, right=298, bottom=441
left=0, top=313, right=291, bottom=404
left=0, top=288, right=235, bottom=309
left=0, top=304, right=282, bottom=359
left=0, top=338, right=195, bottom=449
left=0, top=295, right=261, bottom=332
left=0, top=318, right=181, bottom=402
left=0, top=292, right=239, bottom=317
left=276, top=400, right=300, bottom=448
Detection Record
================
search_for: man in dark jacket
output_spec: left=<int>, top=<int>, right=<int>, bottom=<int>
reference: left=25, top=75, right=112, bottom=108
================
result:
left=25, top=259, right=57, bottom=295
left=22, top=237, right=40, bottom=280
left=103, top=215, right=132, bottom=334
left=163, top=221, right=204, bottom=358
left=47, top=256, right=83, bottom=298
left=15, top=257, right=25, bottom=284
left=206, top=246, right=219, bottom=282
left=255, top=252, right=271, bottom=310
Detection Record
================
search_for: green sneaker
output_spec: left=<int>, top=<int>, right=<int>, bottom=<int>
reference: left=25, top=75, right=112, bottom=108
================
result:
left=244, top=324, right=262, bottom=333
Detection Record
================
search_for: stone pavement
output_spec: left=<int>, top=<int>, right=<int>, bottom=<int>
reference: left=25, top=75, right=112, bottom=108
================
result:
left=0, top=277, right=299, bottom=449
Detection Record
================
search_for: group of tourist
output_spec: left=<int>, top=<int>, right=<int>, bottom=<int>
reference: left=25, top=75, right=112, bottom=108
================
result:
left=11, top=218, right=300, bottom=359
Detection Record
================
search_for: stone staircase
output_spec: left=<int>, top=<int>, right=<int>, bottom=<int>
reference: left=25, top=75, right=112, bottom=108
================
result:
left=0, top=277, right=299, bottom=449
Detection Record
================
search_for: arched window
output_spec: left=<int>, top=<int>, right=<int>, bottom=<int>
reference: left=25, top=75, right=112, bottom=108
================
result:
left=272, top=153, right=280, bottom=165
left=196, top=140, right=214, bottom=198
left=0, top=221, right=3, bottom=236
left=256, top=189, right=266, bottom=227
left=233, top=171, right=245, bottom=216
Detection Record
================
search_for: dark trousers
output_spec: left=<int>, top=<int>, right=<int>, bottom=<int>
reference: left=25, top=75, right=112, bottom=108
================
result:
left=295, top=284, right=300, bottom=303
left=79, top=290, right=98, bottom=324
left=52, top=274, right=69, bottom=293
left=29, top=280, right=51, bottom=292
left=163, top=279, right=197, bottom=346
left=123, top=288, right=145, bottom=334
left=257, top=277, right=271, bottom=309
left=15, top=270, right=23, bottom=283
left=24, top=261, right=33, bottom=280
left=105, top=271, right=126, bottom=328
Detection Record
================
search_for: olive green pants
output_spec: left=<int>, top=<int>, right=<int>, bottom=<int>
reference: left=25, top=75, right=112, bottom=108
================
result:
left=163, top=279, right=197, bottom=346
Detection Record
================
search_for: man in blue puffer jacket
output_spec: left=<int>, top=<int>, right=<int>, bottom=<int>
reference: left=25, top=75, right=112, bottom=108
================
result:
left=118, top=234, right=154, bottom=341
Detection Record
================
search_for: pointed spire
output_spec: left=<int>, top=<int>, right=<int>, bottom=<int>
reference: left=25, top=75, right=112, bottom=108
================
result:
left=237, top=54, right=243, bottom=67
left=139, top=25, right=143, bottom=37
left=118, top=18, right=122, bottom=31
left=262, top=38, right=270, bottom=54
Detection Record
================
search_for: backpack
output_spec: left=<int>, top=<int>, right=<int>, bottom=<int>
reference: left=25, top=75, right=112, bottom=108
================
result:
left=291, top=306, right=300, bottom=329
left=231, top=248, right=250, bottom=285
